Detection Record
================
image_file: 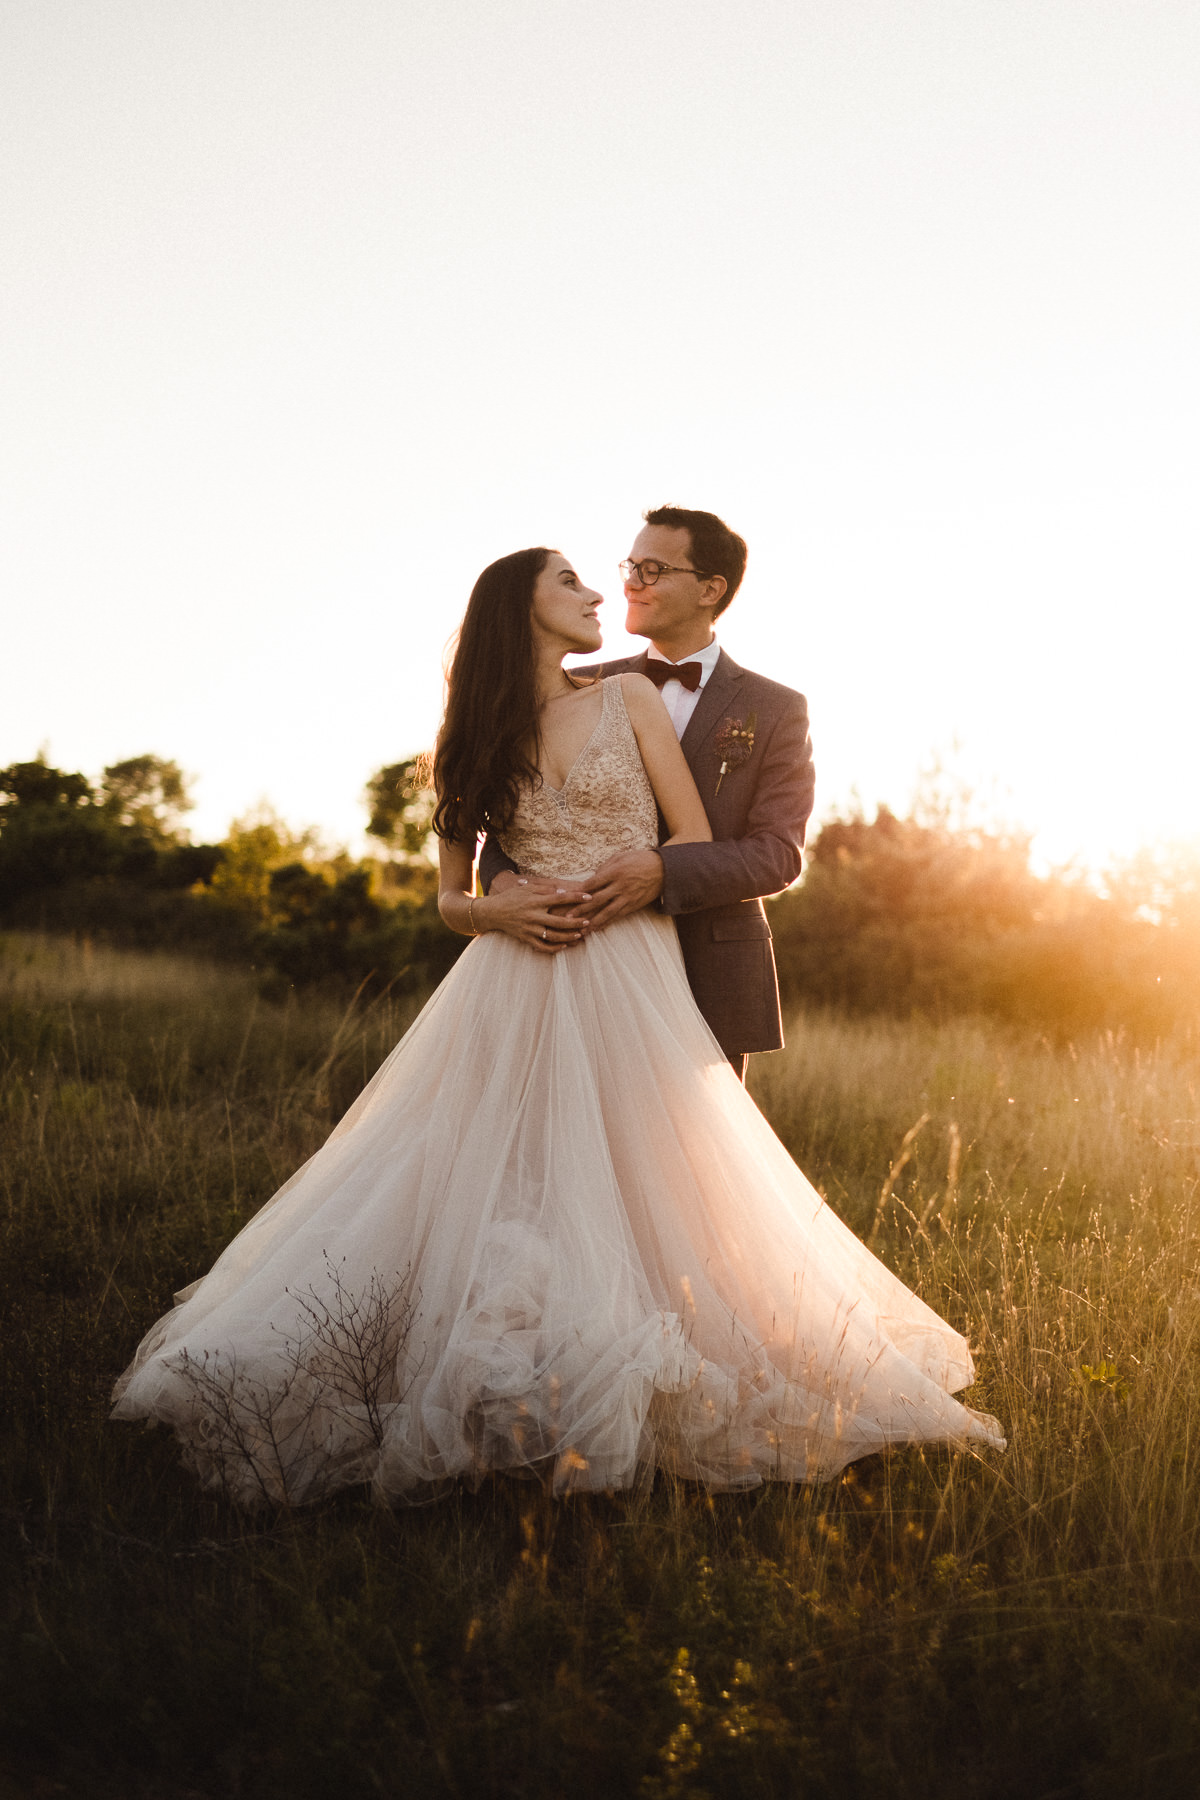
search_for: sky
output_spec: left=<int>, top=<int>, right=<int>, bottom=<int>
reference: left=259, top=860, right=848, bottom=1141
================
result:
left=3, top=0, right=1198, bottom=872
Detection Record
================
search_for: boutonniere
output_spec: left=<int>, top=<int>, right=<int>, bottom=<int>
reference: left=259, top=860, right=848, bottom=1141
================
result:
left=713, top=712, right=757, bottom=795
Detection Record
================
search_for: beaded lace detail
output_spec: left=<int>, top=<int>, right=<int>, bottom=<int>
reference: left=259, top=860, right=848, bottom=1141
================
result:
left=498, top=677, right=659, bottom=877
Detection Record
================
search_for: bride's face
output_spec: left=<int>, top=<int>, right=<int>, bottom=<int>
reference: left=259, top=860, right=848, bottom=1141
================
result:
left=530, top=553, right=604, bottom=654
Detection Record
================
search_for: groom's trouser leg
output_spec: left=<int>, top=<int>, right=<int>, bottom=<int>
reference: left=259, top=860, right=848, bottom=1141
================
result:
left=726, top=1052, right=748, bottom=1083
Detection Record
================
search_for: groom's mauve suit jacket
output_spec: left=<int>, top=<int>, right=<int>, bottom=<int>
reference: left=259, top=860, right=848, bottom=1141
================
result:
left=480, top=648, right=816, bottom=1059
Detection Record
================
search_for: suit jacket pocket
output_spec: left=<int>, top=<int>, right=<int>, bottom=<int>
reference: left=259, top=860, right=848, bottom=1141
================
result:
left=709, top=908, right=772, bottom=943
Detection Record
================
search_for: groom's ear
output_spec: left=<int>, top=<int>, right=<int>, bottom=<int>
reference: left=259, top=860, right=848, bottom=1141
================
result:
left=699, top=575, right=727, bottom=612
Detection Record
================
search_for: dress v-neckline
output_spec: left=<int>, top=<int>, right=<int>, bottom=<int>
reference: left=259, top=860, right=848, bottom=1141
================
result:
left=540, top=682, right=608, bottom=798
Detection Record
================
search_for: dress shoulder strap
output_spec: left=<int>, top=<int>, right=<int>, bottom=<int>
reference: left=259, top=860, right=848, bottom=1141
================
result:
left=598, top=672, right=636, bottom=739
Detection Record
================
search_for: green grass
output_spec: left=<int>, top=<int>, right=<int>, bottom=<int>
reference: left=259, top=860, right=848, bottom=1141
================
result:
left=3, top=932, right=1200, bottom=1798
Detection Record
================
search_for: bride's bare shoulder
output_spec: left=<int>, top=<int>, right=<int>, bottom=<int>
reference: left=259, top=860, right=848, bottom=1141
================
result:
left=614, top=670, right=665, bottom=715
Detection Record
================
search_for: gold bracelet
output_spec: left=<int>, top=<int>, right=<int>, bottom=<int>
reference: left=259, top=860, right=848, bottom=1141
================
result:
left=467, top=895, right=478, bottom=936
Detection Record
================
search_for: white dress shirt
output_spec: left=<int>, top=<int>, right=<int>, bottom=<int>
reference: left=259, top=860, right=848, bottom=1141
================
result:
left=645, top=637, right=722, bottom=739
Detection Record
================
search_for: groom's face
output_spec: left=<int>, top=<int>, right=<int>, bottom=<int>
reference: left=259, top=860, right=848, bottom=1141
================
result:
left=623, top=524, right=717, bottom=647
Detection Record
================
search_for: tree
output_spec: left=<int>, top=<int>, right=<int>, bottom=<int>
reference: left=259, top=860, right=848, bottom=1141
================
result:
left=257, top=863, right=390, bottom=985
left=0, top=756, right=92, bottom=812
left=770, top=805, right=1047, bottom=1017
left=768, top=804, right=1200, bottom=1037
left=99, top=756, right=193, bottom=843
left=1104, top=838, right=1200, bottom=931
left=0, top=755, right=118, bottom=901
left=208, top=808, right=322, bottom=916
left=364, top=758, right=437, bottom=865
left=0, top=752, right=216, bottom=908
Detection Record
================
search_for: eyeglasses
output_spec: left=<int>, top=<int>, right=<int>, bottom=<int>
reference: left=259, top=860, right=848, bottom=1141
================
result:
left=619, top=558, right=712, bottom=586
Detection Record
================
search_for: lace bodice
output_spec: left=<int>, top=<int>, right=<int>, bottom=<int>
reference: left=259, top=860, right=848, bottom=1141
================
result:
left=498, top=677, right=659, bottom=877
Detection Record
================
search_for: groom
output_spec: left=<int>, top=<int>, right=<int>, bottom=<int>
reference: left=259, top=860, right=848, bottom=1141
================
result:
left=480, top=504, right=815, bottom=1077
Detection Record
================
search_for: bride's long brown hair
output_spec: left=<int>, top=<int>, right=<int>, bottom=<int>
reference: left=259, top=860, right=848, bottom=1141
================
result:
left=432, top=546, right=552, bottom=846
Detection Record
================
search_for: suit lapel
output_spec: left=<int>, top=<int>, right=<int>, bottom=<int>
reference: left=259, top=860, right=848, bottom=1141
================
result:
left=680, top=648, right=745, bottom=760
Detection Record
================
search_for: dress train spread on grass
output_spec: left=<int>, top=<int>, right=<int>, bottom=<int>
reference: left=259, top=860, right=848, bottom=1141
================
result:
left=112, top=679, right=1004, bottom=1503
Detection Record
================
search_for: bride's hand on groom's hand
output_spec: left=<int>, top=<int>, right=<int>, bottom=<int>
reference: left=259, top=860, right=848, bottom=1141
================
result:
left=484, top=871, right=594, bottom=953
left=573, top=851, right=665, bottom=929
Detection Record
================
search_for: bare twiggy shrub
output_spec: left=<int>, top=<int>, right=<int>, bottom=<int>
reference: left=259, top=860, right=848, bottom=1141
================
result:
left=167, top=1257, right=419, bottom=1507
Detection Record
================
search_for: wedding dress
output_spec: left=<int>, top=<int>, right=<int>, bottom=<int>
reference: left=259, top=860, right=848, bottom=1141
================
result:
left=112, top=678, right=1004, bottom=1504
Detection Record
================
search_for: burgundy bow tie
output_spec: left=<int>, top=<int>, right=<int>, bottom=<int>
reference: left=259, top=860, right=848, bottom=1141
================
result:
left=645, top=660, right=703, bottom=692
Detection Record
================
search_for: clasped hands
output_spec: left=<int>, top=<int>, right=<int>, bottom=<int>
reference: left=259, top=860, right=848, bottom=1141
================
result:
left=485, top=851, right=664, bottom=954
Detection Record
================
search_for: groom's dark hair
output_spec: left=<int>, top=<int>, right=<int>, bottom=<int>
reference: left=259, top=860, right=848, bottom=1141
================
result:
left=644, top=505, right=747, bottom=617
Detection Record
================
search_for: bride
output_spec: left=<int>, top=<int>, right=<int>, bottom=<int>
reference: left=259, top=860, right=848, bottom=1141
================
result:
left=112, top=547, right=1004, bottom=1505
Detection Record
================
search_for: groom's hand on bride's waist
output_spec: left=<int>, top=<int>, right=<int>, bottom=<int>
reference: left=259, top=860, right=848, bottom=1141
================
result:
left=572, top=851, right=665, bottom=929
left=484, top=870, right=594, bottom=953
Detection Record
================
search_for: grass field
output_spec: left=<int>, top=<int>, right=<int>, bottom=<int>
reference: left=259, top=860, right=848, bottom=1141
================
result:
left=2, top=932, right=1199, bottom=1798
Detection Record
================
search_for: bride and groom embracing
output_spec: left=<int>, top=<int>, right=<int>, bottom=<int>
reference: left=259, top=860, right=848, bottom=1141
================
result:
left=112, top=505, right=1004, bottom=1504
left=472, top=504, right=815, bottom=1084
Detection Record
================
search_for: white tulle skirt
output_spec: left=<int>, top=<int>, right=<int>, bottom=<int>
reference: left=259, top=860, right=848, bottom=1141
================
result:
left=112, top=911, right=1004, bottom=1504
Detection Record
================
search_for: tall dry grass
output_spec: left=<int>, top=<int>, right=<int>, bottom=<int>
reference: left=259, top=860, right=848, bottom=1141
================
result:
left=3, top=932, right=1200, bottom=1797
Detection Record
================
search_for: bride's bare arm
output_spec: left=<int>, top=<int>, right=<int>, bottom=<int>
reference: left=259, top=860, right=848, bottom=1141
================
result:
left=566, top=676, right=711, bottom=931
left=620, top=675, right=712, bottom=846
left=437, top=837, right=588, bottom=954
